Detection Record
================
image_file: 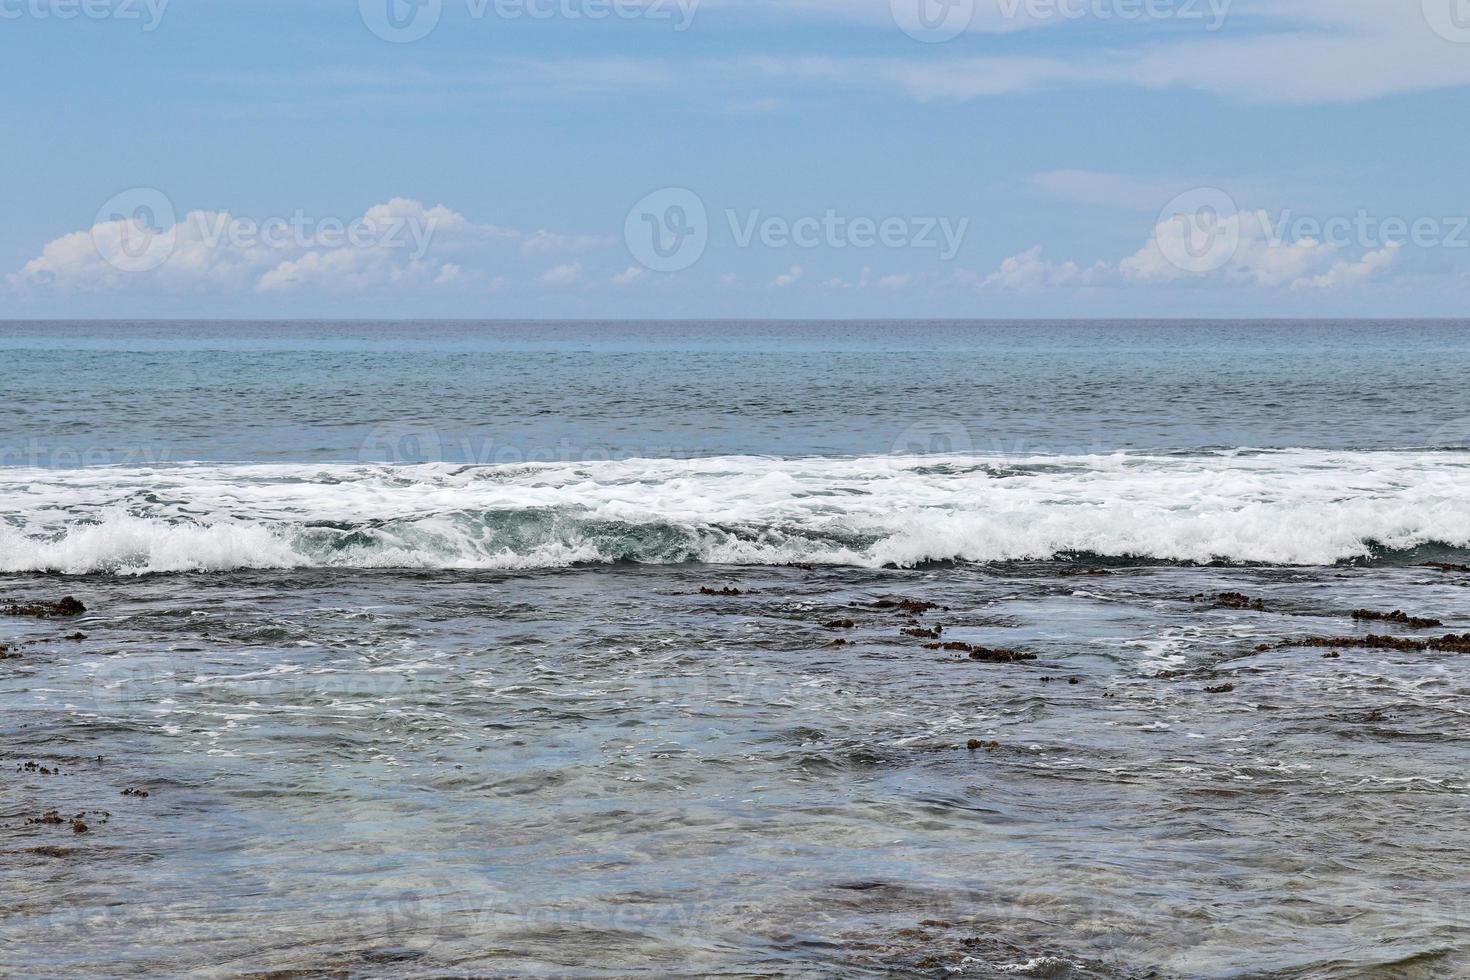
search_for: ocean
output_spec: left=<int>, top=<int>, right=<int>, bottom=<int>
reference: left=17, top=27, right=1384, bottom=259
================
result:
left=3, top=320, right=1469, bottom=977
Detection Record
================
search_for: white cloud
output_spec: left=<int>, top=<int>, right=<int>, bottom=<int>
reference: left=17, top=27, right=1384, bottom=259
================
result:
left=1292, top=243, right=1403, bottom=290
left=539, top=263, right=583, bottom=286
left=9, top=198, right=615, bottom=297
left=611, top=265, right=647, bottom=285
left=981, top=207, right=1404, bottom=293
left=738, top=5, right=1470, bottom=105
left=771, top=264, right=803, bottom=287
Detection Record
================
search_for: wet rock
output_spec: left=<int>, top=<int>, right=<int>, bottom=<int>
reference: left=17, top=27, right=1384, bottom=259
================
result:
left=4, top=596, right=86, bottom=618
left=1285, top=633, right=1470, bottom=653
left=966, top=739, right=999, bottom=751
left=1365, top=709, right=1387, bottom=723
left=1058, top=567, right=1113, bottom=578
left=0, top=642, right=19, bottom=661
left=871, top=598, right=944, bottom=615
left=926, top=641, right=1036, bottom=663
left=26, top=810, right=65, bottom=826
left=20, top=761, right=60, bottom=775
left=901, top=626, right=942, bottom=640
left=27, top=846, right=76, bottom=858
left=1323, top=651, right=1341, bottom=659
left=698, top=587, right=744, bottom=597
left=1204, top=683, right=1235, bottom=694
left=121, top=788, right=150, bottom=798
left=823, top=619, right=856, bottom=630
left=829, top=638, right=849, bottom=647
left=70, top=818, right=89, bottom=834
left=1194, top=592, right=1265, bottom=611
left=1351, top=608, right=1443, bottom=629
left=63, top=632, right=87, bottom=641
left=1423, top=562, right=1470, bottom=573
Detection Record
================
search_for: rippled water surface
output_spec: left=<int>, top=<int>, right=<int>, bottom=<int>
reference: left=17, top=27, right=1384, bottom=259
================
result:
left=3, top=321, right=1470, bottom=978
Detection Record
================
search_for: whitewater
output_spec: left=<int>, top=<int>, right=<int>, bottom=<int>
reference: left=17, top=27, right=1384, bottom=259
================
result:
left=4, top=448, right=1469, bottom=574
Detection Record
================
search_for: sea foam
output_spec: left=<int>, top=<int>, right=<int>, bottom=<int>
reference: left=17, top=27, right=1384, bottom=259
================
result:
left=2, top=449, right=1467, bottom=574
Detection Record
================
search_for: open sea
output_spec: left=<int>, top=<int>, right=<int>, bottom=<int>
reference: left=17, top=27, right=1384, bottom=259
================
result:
left=3, top=320, right=1470, bottom=978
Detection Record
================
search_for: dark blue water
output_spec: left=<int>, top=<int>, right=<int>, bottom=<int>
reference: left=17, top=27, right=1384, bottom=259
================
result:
left=4, top=320, right=1468, bottom=466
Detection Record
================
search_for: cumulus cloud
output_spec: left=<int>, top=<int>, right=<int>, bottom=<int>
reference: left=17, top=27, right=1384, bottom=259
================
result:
left=979, top=208, right=1404, bottom=293
left=9, top=197, right=614, bottom=297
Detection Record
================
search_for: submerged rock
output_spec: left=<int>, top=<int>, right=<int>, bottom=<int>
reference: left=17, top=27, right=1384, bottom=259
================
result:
left=1285, top=633, right=1470, bottom=653
left=925, top=641, right=1036, bottom=663
left=5, top=596, right=86, bottom=619
left=1194, top=592, right=1265, bottom=611
left=871, top=598, right=943, bottom=614
left=1351, top=608, right=1443, bottom=629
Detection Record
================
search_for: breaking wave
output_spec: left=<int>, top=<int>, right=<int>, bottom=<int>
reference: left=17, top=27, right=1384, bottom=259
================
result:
left=2, top=450, right=1469, bottom=575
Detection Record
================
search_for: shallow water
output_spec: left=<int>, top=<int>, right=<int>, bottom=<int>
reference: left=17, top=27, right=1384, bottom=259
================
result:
left=3, top=322, right=1470, bottom=978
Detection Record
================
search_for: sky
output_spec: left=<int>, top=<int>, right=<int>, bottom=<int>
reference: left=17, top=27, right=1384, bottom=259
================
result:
left=3, top=0, right=1470, bottom=319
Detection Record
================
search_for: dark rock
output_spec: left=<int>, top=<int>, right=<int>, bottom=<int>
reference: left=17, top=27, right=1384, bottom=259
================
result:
left=1284, top=633, right=1470, bottom=653
left=823, top=619, right=855, bottom=630
left=1194, top=592, right=1265, bottom=611
left=1351, top=608, right=1443, bottom=629
left=698, top=587, right=743, bottom=597
left=5, top=596, right=86, bottom=619
left=901, top=626, right=943, bottom=639
left=871, top=598, right=943, bottom=614
left=926, top=641, right=1036, bottom=663
left=1204, top=683, right=1235, bottom=694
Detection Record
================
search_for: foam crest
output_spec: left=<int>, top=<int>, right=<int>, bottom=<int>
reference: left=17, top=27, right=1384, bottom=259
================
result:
left=1, top=450, right=1467, bottom=574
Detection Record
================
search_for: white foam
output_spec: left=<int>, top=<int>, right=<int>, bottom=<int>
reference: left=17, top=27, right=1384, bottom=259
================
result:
left=1, top=449, right=1467, bottom=574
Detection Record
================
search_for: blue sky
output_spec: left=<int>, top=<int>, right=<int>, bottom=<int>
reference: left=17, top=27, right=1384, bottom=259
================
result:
left=4, top=0, right=1470, bottom=318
